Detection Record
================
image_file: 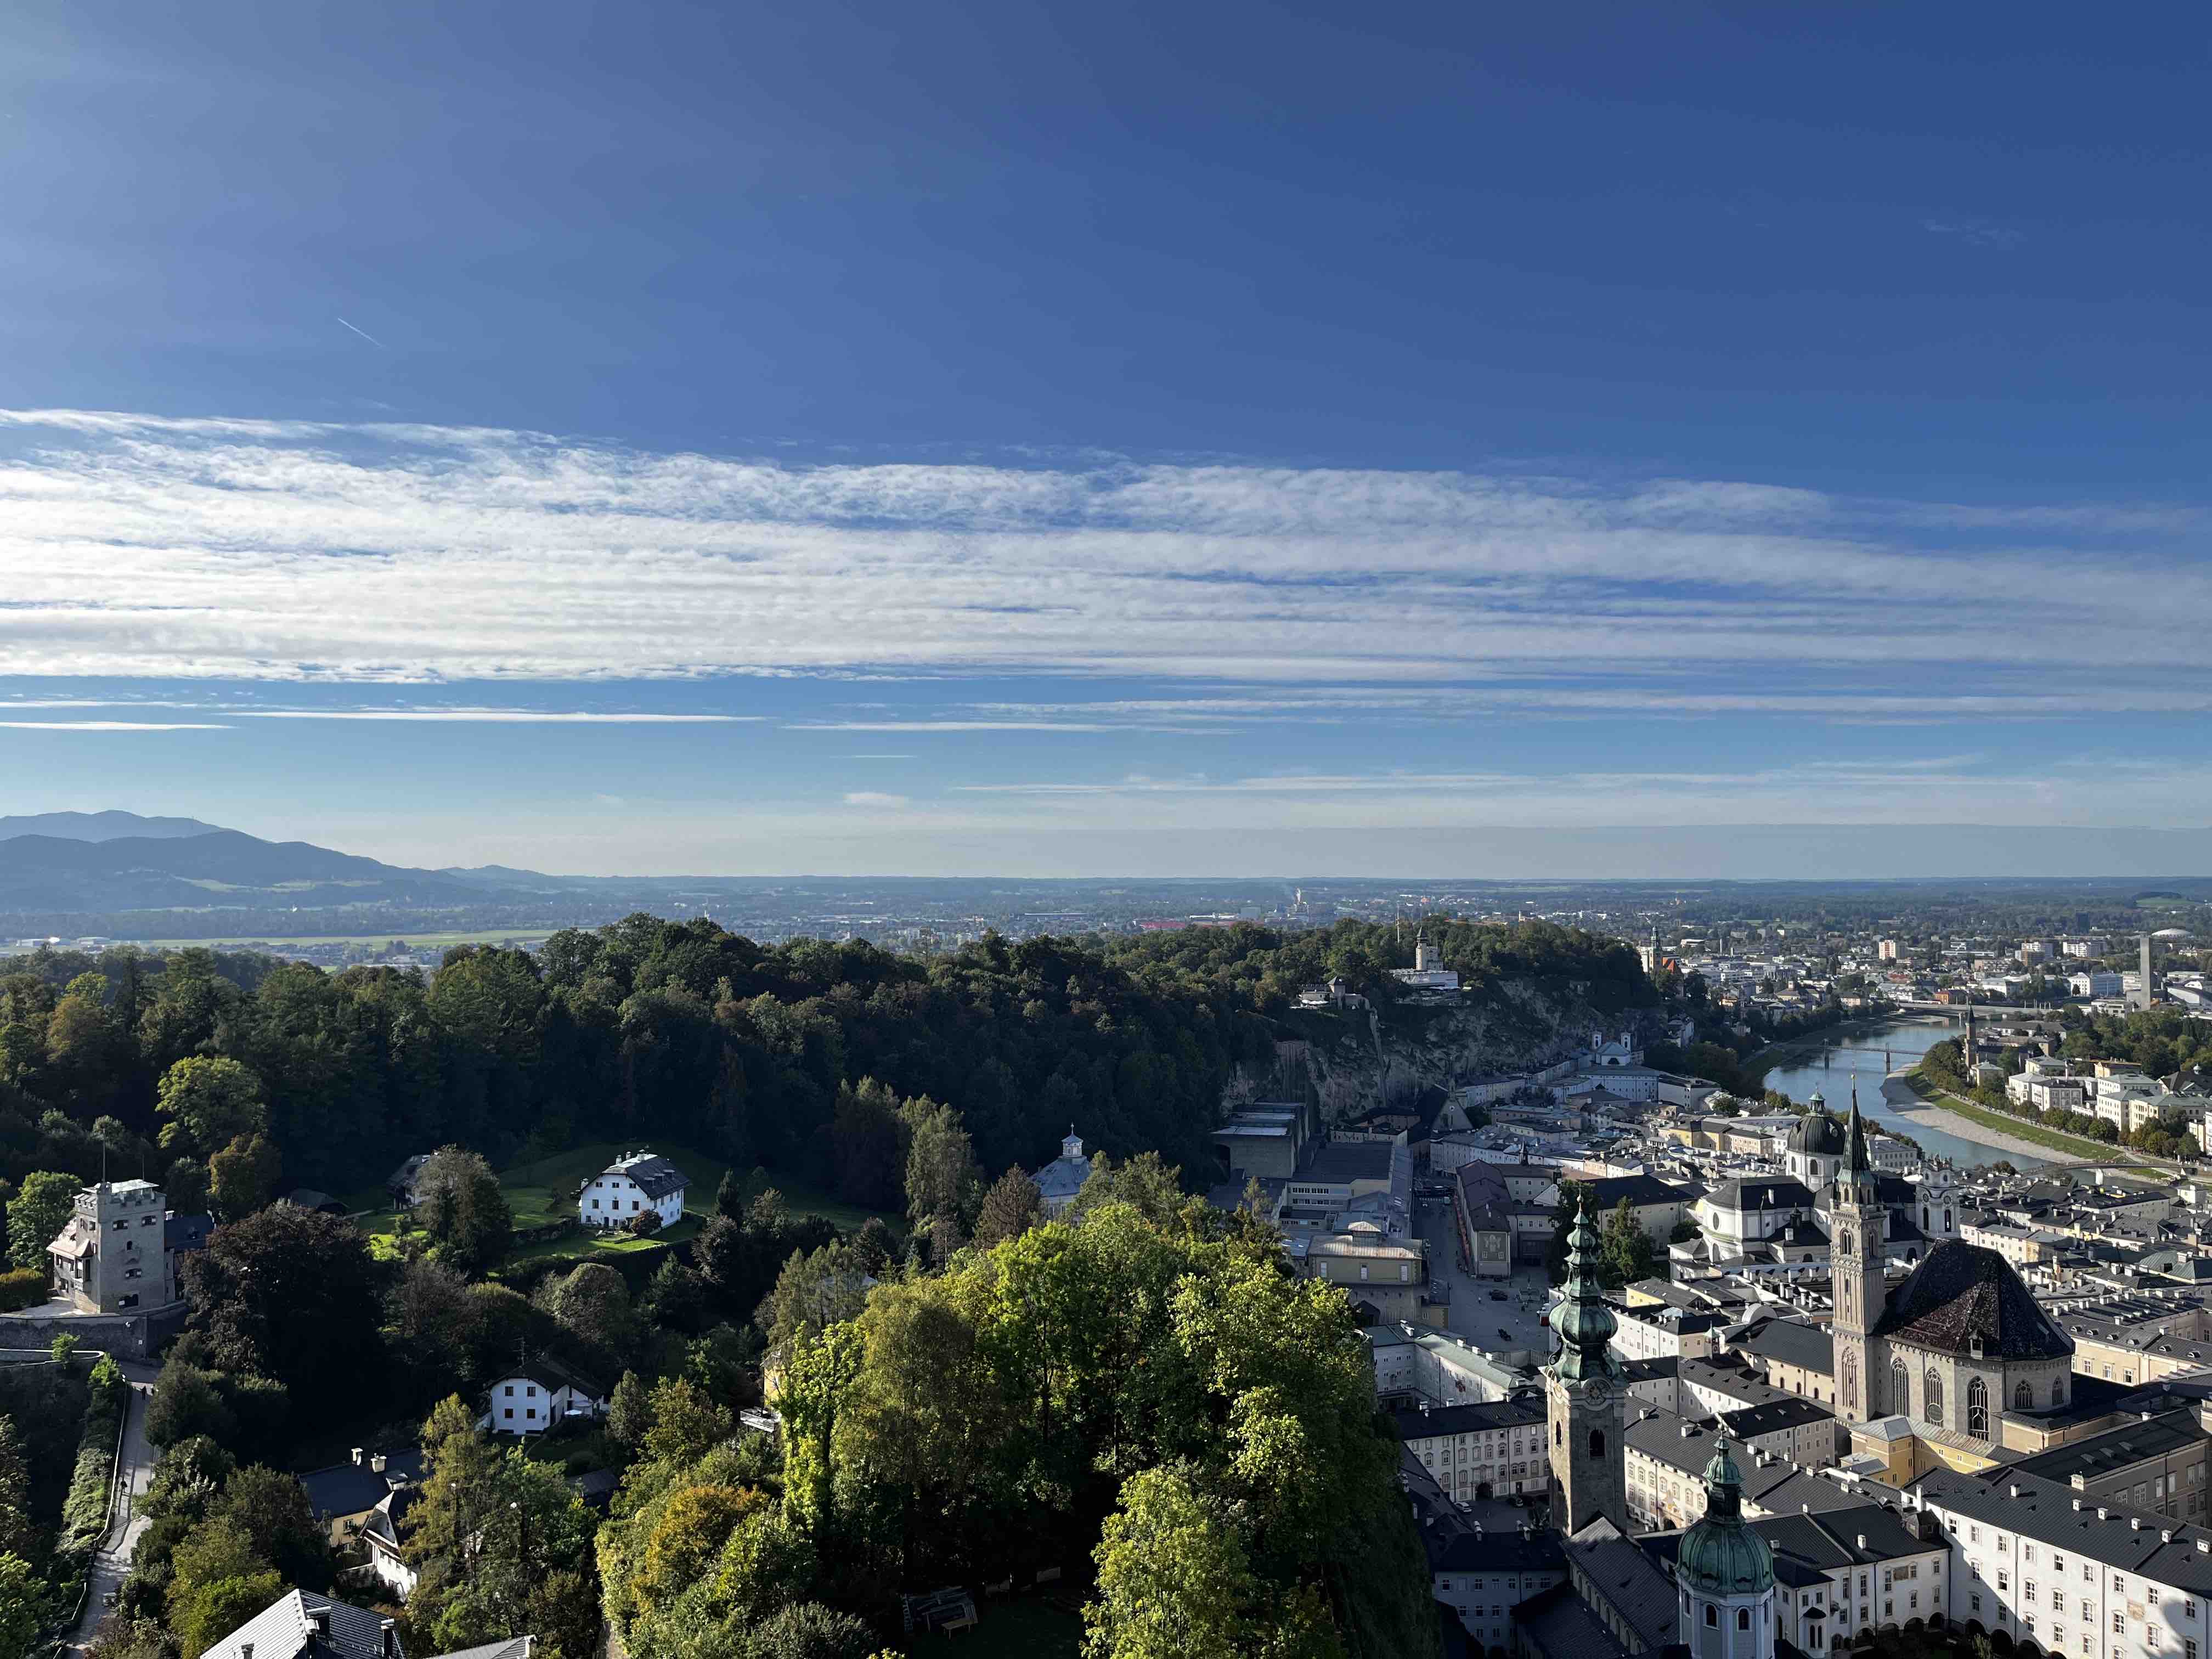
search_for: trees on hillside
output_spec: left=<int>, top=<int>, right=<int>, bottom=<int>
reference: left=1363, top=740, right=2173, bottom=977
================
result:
left=413, top=1145, right=513, bottom=1269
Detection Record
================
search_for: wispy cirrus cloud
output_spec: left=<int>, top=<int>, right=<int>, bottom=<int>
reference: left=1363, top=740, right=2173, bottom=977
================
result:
left=0, top=407, right=2204, bottom=726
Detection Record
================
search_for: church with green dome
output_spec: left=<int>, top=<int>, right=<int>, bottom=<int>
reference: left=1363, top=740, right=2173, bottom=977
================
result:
left=1675, top=1436, right=1778, bottom=1659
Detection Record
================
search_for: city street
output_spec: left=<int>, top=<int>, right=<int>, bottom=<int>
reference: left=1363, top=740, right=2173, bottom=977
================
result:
left=1413, top=1193, right=1558, bottom=1363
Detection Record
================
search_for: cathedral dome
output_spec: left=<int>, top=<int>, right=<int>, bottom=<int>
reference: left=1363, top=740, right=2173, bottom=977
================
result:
left=1677, top=1439, right=1775, bottom=1596
left=1786, top=1110, right=1847, bottom=1156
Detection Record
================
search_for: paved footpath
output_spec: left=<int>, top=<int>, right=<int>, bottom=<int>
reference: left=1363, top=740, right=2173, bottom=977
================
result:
left=67, top=1362, right=159, bottom=1654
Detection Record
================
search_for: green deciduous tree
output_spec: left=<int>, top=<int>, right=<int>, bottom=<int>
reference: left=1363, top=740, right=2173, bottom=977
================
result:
left=0, top=1552, right=47, bottom=1659
left=155, top=1057, right=267, bottom=1159
left=5, top=1169, right=76, bottom=1270
left=207, top=1132, right=280, bottom=1218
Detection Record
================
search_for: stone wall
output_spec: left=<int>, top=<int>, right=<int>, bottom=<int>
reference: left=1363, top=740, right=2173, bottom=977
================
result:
left=0, top=1300, right=185, bottom=1361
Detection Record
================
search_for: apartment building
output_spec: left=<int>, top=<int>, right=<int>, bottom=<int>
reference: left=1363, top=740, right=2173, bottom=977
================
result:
left=1912, top=1466, right=2212, bottom=1659
left=1611, top=1301, right=1729, bottom=1363
left=1389, top=1397, right=1549, bottom=1504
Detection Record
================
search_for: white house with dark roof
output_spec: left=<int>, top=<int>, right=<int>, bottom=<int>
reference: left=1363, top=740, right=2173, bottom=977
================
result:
left=478, top=1354, right=608, bottom=1435
left=579, top=1150, right=687, bottom=1229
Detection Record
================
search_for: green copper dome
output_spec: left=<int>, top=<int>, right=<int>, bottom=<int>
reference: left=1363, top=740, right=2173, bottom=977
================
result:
left=1677, top=1436, right=1775, bottom=1596
left=1545, top=1200, right=1624, bottom=1383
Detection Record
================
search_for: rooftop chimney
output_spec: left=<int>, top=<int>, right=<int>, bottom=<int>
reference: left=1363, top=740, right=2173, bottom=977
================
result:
left=2074, top=1499, right=2084, bottom=1511
left=370, top=1453, right=387, bottom=1474
left=307, top=1610, right=329, bottom=1638
left=351, top=1448, right=364, bottom=1465
left=1858, top=1533, right=1868, bottom=1549
left=2100, top=1508, right=2109, bottom=1519
left=2134, top=1518, right=2144, bottom=1531
left=2011, top=1485, right=2021, bottom=1499
left=382, top=1621, right=399, bottom=1659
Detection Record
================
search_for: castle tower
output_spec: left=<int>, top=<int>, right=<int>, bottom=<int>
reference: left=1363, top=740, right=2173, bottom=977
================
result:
left=1828, top=1095, right=1886, bottom=1424
left=1676, top=1436, right=1776, bottom=1659
left=1544, top=1199, right=1626, bottom=1533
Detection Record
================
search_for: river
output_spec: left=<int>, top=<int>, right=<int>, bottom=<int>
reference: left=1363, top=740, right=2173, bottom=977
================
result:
left=1759, top=1020, right=2047, bottom=1170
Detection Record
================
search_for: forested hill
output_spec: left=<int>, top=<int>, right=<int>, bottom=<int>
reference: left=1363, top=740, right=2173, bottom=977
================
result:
left=0, top=915, right=1654, bottom=1196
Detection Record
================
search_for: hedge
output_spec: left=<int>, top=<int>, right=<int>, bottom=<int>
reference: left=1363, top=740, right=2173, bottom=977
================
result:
left=0, top=1266, right=45, bottom=1311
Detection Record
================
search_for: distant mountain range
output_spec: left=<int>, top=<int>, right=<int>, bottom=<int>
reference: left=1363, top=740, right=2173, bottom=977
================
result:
left=0, top=810, right=229, bottom=842
left=0, top=812, right=509, bottom=913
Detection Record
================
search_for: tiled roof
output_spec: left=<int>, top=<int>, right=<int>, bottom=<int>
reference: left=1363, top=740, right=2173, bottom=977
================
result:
left=1870, top=1240, right=2072, bottom=1360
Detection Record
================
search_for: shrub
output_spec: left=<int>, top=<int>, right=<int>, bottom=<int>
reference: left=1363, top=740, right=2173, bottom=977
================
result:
left=624, top=1210, right=664, bottom=1239
left=0, top=1268, right=44, bottom=1312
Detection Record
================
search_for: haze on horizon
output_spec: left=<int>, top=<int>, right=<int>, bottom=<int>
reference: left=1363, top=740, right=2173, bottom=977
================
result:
left=4, top=4, right=2209, bottom=881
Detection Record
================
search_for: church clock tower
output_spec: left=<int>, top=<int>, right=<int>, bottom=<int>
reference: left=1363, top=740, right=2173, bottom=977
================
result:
left=1544, top=1199, right=1627, bottom=1533
left=1829, top=1090, right=1886, bottom=1424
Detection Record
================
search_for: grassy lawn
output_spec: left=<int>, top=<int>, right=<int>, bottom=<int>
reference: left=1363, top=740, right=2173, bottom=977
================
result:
left=904, top=1595, right=1084, bottom=1658
left=353, top=1139, right=902, bottom=1262
left=1900, top=1069, right=2152, bottom=1163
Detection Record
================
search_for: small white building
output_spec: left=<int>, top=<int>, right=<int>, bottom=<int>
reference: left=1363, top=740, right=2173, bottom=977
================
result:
left=580, top=1150, right=687, bottom=1229
left=1029, top=1128, right=1092, bottom=1218
left=478, top=1356, right=608, bottom=1435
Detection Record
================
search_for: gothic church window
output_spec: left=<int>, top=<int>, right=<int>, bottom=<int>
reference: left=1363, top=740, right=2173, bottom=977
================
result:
left=1968, top=1377, right=1989, bottom=1438
left=1926, top=1370, right=1944, bottom=1426
left=2016, top=1380, right=2033, bottom=1410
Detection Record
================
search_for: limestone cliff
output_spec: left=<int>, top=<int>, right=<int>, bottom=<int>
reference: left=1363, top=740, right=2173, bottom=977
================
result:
left=1238, top=985, right=1664, bottom=1122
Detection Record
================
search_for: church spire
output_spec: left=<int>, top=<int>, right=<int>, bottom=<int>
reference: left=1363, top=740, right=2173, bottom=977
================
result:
left=1547, top=1199, right=1624, bottom=1382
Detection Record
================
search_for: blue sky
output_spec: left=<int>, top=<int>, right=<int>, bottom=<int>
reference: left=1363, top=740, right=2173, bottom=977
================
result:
left=2, top=3, right=2208, bottom=877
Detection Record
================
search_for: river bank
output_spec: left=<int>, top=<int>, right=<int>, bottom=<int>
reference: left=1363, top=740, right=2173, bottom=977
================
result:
left=1889, top=1069, right=2174, bottom=1170
left=1876, top=1075, right=2102, bottom=1165
left=1760, top=1022, right=2037, bottom=1169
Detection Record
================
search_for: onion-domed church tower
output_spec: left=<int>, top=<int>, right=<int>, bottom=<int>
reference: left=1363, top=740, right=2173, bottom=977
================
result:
left=1545, top=1199, right=1626, bottom=1533
left=1677, top=1436, right=1776, bottom=1659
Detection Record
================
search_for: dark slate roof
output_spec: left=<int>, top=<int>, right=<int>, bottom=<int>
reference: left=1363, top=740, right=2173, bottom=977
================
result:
left=603, top=1152, right=687, bottom=1199
left=165, top=1212, right=215, bottom=1252
left=1623, top=1356, right=1680, bottom=1384
left=1703, top=1178, right=1817, bottom=1214
left=1513, top=1582, right=1633, bottom=1659
left=1729, top=1319, right=1834, bottom=1378
left=1912, top=1466, right=2212, bottom=1590
left=1431, top=1530, right=1567, bottom=1574
left=1390, top=1399, right=1547, bottom=1441
left=196, top=1589, right=393, bottom=1659
left=298, top=1451, right=426, bottom=1521
left=1567, top=1524, right=1678, bottom=1652
left=1869, top=1239, right=2072, bottom=1360
left=1583, top=1175, right=1694, bottom=1210
left=1717, top=1397, right=1840, bottom=1440
left=281, top=1188, right=343, bottom=1213
left=2006, top=1409, right=2207, bottom=1485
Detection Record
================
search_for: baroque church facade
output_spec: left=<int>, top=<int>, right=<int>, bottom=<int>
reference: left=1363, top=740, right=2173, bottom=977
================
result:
left=1827, top=1098, right=2073, bottom=1442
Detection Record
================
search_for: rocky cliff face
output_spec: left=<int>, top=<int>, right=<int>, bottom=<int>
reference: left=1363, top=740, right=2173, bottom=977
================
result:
left=1239, top=985, right=1663, bottom=1122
